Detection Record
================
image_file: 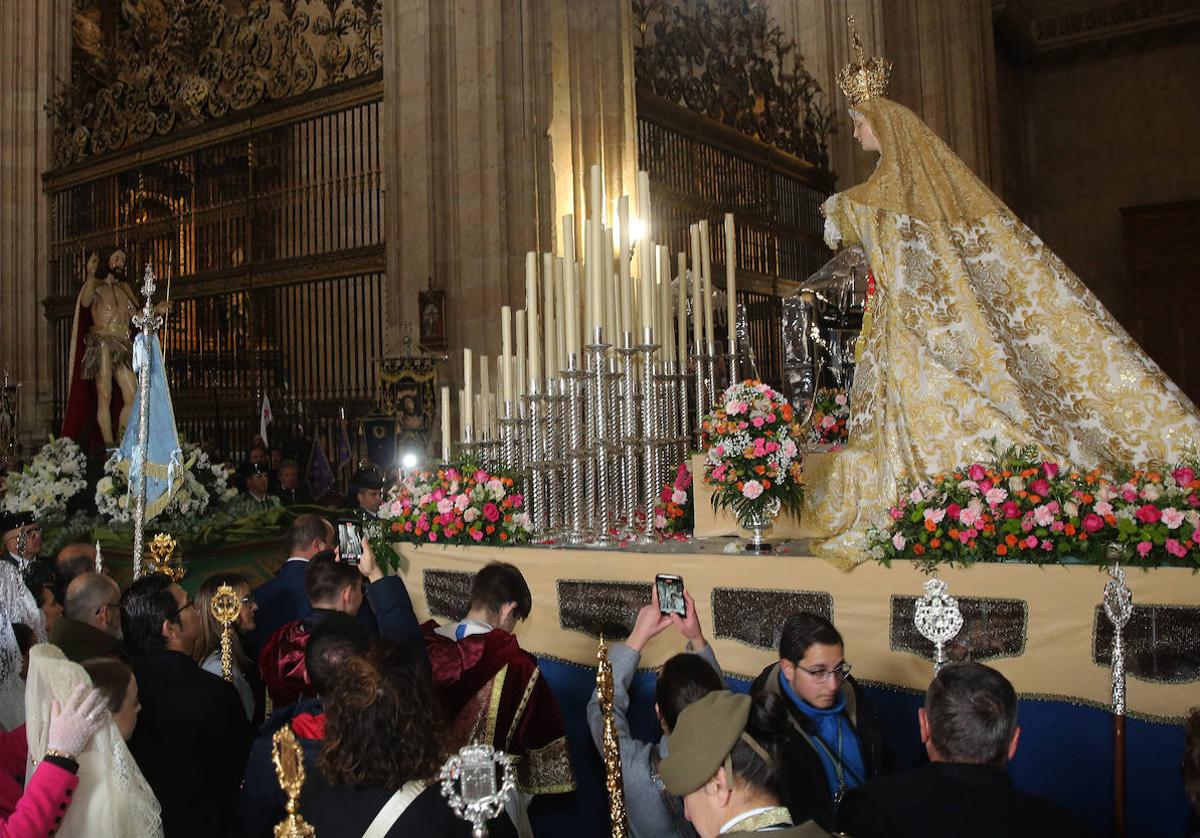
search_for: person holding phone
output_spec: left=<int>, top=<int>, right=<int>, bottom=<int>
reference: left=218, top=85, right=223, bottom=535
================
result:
left=586, top=580, right=726, bottom=838
left=257, top=537, right=422, bottom=708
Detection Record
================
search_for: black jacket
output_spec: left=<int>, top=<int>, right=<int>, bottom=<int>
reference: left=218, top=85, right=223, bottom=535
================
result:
left=837, top=761, right=1095, bottom=837
left=751, top=662, right=891, bottom=830
left=301, top=770, right=518, bottom=838
left=238, top=697, right=325, bottom=838
left=128, top=649, right=254, bottom=838
left=48, top=617, right=127, bottom=663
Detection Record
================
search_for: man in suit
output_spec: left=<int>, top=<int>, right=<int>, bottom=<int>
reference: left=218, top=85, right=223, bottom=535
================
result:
left=49, top=572, right=125, bottom=662
left=751, top=612, right=890, bottom=829
left=248, top=514, right=333, bottom=651
left=122, top=573, right=253, bottom=838
left=275, top=458, right=312, bottom=506
left=837, top=662, right=1092, bottom=837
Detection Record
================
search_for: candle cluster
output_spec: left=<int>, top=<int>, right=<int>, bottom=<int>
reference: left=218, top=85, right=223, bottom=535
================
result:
left=442, top=165, right=740, bottom=544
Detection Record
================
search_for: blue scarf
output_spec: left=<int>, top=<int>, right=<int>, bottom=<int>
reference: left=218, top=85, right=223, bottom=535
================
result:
left=779, top=670, right=866, bottom=800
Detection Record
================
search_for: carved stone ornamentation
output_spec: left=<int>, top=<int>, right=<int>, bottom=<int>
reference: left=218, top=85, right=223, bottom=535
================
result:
left=632, top=0, right=832, bottom=168
left=47, top=0, right=384, bottom=168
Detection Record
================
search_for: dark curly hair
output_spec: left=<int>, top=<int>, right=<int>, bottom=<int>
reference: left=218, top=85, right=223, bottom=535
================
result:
left=318, top=639, right=445, bottom=789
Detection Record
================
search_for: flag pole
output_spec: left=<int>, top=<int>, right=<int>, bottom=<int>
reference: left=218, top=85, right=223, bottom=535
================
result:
left=130, top=264, right=163, bottom=581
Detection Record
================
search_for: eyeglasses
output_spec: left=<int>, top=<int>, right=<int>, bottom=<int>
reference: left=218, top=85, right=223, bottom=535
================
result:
left=798, top=662, right=853, bottom=684
left=95, top=601, right=121, bottom=616
left=168, top=599, right=195, bottom=621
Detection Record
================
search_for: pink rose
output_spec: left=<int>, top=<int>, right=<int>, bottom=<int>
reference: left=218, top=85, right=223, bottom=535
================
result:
left=892, top=533, right=906, bottom=550
left=428, top=531, right=438, bottom=542
left=1082, top=514, right=1105, bottom=534
left=1029, top=479, right=1051, bottom=497
left=1189, top=494, right=1200, bottom=508
left=1193, top=529, right=1200, bottom=545
left=889, top=506, right=904, bottom=521
left=968, top=464, right=987, bottom=482
left=671, top=489, right=688, bottom=505
left=1173, top=467, right=1195, bottom=488
left=1136, top=540, right=1152, bottom=557
left=1042, top=461, right=1059, bottom=479
left=483, top=502, right=500, bottom=523
left=960, top=506, right=982, bottom=528
left=473, top=469, right=489, bottom=483
left=924, top=508, right=946, bottom=524
left=1161, top=508, right=1185, bottom=529
left=1002, top=501, right=1021, bottom=519
left=1041, top=539, right=1053, bottom=551
left=1024, top=535, right=1039, bottom=549
left=1135, top=504, right=1161, bottom=525
left=437, top=498, right=454, bottom=515
left=945, top=503, right=962, bottom=520
left=1166, top=538, right=1188, bottom=558
left=752, top=416, right=766, bottom=428
left=510, top=494, right=523, bottom=509
left=1093, top=501, right=1113, bottom=518
left=470, top=528, right=484, bottom=542
left=742, top=480, right=764, bottom=500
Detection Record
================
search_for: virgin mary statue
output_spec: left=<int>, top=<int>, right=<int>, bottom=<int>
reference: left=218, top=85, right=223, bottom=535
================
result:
left=803, top=21, right=1200, bottom=565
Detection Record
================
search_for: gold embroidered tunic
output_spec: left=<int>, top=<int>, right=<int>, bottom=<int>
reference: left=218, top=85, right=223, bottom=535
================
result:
left=804, top=97, right=1200, bottom=566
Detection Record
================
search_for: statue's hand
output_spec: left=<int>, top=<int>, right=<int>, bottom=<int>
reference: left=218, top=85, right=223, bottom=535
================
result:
left=153, top=300, right=173, bottom=316
left=86, top=252, right=99, bottom=277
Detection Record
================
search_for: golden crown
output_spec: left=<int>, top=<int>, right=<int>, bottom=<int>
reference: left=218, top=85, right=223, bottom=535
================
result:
left=836, top=16, right=892, bottom=106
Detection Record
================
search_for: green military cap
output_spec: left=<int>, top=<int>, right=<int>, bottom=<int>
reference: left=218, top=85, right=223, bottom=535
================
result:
left=659, top=690, right=751, bottom=796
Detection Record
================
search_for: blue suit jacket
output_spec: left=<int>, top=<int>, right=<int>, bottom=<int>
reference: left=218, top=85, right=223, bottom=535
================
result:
left=249, top=560, right=310, bottom=653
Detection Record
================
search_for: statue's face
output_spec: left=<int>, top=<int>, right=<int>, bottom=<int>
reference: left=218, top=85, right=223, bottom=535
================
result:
left=852, top=115, right=881, bottom=153
left=109, top=250, right=127, bottom=272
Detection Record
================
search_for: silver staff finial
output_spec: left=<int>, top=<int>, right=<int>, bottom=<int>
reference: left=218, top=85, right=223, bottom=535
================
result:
left=1103, top=562, right=1133, bottom=716
left=439, top=743, right=516, bottom=838
left=914, top=576, right=964, bottom=674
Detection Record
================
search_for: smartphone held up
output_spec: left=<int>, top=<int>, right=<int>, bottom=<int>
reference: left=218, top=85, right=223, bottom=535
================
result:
left=655, top=573, right=685, bottom=616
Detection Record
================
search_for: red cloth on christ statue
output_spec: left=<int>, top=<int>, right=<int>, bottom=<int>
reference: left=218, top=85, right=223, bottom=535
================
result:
left=421, top=620, right=574, bottom=796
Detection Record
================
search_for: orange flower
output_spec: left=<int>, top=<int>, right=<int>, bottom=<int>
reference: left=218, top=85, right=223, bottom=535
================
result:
left=924, top=519, right=937, bottom=532
left=930, top=538, right=941, bottom=549
left=1064, top=523, right=1076, bottom=536
left=1005, top=533, right=1018, bottom=547
left=499, top=532, right=508, bottom=541
left=913, top=544, right=926, bottom=555
left=755, top=465, right=766, bottom=475
left=948, top=528, right=960, bottom=540
left=762, top=479, right=771, bottom=489
left=996, top=545, right=1008, bottom=556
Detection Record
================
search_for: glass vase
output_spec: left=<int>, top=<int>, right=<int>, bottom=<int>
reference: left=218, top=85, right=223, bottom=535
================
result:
left=738, top=497, right=781, bottom=552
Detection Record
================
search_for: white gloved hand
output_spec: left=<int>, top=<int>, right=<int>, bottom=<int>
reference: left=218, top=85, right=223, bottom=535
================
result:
left=46, top=682, right=109, bottom=759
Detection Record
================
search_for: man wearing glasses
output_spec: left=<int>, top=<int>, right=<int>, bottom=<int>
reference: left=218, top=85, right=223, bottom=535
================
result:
left=0, top=511, right=55, bottom=591
left=751, top=611, right=891, bottom=831
left=49, top=571, right=126, bottom=662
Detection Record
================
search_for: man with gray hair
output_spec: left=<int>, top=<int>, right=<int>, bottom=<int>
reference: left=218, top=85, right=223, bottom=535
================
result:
left=837, top=662, right=1092, bottom=837
left=49, top=571, right=126, bottom=663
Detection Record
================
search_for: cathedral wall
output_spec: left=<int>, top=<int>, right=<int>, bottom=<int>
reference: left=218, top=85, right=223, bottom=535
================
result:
left=1017, top=34, right=1200, bottom=321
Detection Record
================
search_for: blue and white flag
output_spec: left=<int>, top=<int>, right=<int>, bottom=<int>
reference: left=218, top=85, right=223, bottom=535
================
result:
left=118, top=334, right=182, bottom=520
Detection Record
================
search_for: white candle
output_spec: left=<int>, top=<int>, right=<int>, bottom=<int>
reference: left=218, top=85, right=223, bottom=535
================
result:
left=500, top=306, right=513, bottom=403
left=458, top=387, right=466, bottom=438
left=463, top=348, right=474, bottom=435
left=658, top=245, right=673, bottom=363
left=562, top=215, right=578, bottom=357
left=543, top=253, right=557, bottom=380
left=618, top=196, right=632, bottom=339
left=699, top=219, right=715, bottom=351
left=604, top=226, right=616, bottom=340
left=676, top=251, right=688, bottom=365
left=480, top=354, right=490, bottom=420
left=440, top=386, right=451, bottom=462
left=689, top=225, right=703, bottom=352
left=636, top=170, right=654, bottom=336
left=516, top=309, right=527, bottom=398
left=589, top=166, right=604, bottom=340
left=526, top=252, right=540, bottom=389
left=555, top=257, right=567, bottom=370
left=724, top=213, right=737, bottom=351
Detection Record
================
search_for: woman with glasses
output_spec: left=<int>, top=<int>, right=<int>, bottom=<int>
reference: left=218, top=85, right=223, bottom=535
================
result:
left=194, top=572, right=261, bottom=723
left=750, top=612, right=891, bottom=831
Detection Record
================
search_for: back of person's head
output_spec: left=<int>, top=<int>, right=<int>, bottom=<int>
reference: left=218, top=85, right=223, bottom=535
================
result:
left=778, top=611, right=843, bottom=663
left=81, top=656, right=133, bottom=713
left=120, top=573, right=178, bottom=658
left=468, top=562, right=532, bottom=621
left=287, top=514, right=331, bottom=556
left=1183, top=706, right=1200, bottom=814
left=924, top=661, right=1018, bottom=767
left=728, top=690, right=789, bottom=795
left=319, top=639, right=444, bottom=789
left=304, top=551, right=360, bottom=608
left=305, top=612, right=370, bottom=696
left=657, top=653, right=725, bottom=732
left=55, top=543, right=95, bottom=586
left=64, top=572, right=120, bottom=624
left=194, top=572, right=251, bottom=668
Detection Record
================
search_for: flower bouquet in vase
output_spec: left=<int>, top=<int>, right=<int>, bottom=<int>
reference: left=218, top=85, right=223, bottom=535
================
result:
left=701, top=381, right=804, bottom=550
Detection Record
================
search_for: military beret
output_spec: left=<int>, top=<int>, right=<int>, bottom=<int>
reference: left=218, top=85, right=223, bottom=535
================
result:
left=659, top=690, right=751, bottom=797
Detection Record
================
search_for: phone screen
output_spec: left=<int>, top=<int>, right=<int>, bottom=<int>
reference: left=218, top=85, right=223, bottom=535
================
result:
left=655, top=574, right=685, bottom=616
left=338, top=521, right=363, bottom=563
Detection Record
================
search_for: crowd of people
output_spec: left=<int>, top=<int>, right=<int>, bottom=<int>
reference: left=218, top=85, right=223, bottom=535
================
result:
left=0, top=503, right=1198, bottom=836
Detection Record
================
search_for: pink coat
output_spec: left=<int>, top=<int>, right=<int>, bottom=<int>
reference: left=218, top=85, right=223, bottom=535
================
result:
left=0, top=726, right=79, bottom=837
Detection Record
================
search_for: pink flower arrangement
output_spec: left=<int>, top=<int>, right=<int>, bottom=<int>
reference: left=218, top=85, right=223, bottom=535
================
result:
left=806, top=388, right=850, bottom=446
left=381, top=464, right=530, bottom=546
left=655, top=462, right=695, bottom=536
left=867, top=441, right=1200, bottom=571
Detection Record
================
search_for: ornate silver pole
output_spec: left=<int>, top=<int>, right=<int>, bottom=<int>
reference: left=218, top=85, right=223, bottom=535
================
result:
left=544, top=379, right=565, bottom=538
left=913, top=577, right=963, bottom=674
left=500, top=401, right=518, bottom=471
left=587, top=327, right=613, bottom=545
left=563, top=354, right=587, bottom=544
left=638, top=328, right=658, bottom=542
left=130, top=264, right=163, bottom=580
left=692, top=343, right=707, bottom=447
left=1103, top=562, right=1133, bottom=838
left=525, top=383, right=546, bottom=538
left=704, top=339, right=718, bottom=416
left=727, top=334, right=740, bottom=389
left=618, top=334, right=640, bottom=538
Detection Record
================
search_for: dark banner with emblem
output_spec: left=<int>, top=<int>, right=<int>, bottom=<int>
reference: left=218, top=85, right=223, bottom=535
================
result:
left=361, top=414, right=397, bottom=470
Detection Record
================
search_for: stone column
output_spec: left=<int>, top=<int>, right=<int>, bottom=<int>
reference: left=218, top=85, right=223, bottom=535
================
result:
left=381, top=0, right=638, bottom=389
left=0, top=0, right=71, bottom=451
left=766, top=0, right=1001, bottom=192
